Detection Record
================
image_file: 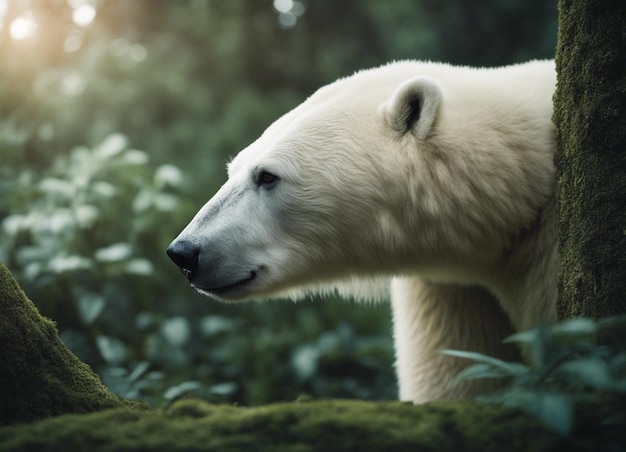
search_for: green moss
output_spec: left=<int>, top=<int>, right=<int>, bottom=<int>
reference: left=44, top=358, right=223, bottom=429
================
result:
left=0, top=262, right=145, bottom=426
left=0, top=398, right=566, bottom=451
left=554, top=0, right=626, bottom=319
left=3, top=396, right=626, bottom=451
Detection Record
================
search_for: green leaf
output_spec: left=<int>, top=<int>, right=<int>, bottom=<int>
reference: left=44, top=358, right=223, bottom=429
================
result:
left=160, top=316, right=190, bottom=347
left=125, top=258, right=154, bottom=276
left=209, top=382, right=238, bottom=396
left=596, top=315, right=626, bottom=335
left=48, top=255, right=92, bottom=273
left=77, top=292, right=106, bottom=324
left=154, top=164, right=183, bottom=189
left=154, top=193, right=179, bottom=211
left=503, top=329, right=538, bottom=345
left=94, top=133, right=127, bottom=159
left=121, top=149, right=149, bottom=166
left=502, top=390, right=573, bottom=436
left=550, top=317, right=596, bottom=337
left=132, top=189, right=153, bottom=213
left=597, top=315, right=626, bottom=328
left=531, top=392, right=573, bottom=436
left=96, top=335, right=127, bottom=366
left=163, top=381, right=202, bottom=401
left=128, top=361, right=150, bottom=383
left=74, top=204, right=99, bottom=228
left=292, top=344, right=320, bottom=380
left=95, top=242, right=133, bottom=262
left=2, top=214, right=25, bottom=236
left=558, top=357, right=612, bottom=390
left=38, top=177, right=74, bottom=198
left=200, top=316, right=237, bottom=337
left=91, top=181, right=117, bottom=198
left=440, top=349, right=529, bottom=377
left=454, top=363, right=521, bottom=383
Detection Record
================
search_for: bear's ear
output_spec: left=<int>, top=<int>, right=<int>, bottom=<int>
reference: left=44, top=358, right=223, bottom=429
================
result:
left=385, top=76, right=443, bottom=140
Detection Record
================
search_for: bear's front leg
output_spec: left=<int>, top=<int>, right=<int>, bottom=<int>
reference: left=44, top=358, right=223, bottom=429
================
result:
left=391, top=277, right=520, bottom=403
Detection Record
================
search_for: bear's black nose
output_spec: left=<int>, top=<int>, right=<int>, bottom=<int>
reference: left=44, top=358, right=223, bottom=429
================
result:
left=167, top=240, right=200, bottom=279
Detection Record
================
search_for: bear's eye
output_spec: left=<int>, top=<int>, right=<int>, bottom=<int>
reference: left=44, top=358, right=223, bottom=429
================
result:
left=257, top=170, right=279, bottom=189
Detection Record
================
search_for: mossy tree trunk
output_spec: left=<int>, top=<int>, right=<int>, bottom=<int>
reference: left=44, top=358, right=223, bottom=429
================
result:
left=0, top=263, right=143, bottom=426
left=553, top=0, right=626, bottom=320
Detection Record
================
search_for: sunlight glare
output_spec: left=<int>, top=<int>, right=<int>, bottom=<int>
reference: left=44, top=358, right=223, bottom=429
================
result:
left=273, top=0, right=293, bottom=14
left=273, top=0, right=305, bottom=29
left=72, top=5, right=96, bottom=27
left=10, top=14, right=37, bottom=40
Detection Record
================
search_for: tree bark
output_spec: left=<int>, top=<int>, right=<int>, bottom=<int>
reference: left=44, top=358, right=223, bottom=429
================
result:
left=553, top=0, right=626, bottom=320
left=0, top=263, right=143, bottom=426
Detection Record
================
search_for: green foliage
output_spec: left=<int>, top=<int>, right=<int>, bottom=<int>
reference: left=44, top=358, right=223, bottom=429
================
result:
left=443, top=316, right=626, bottom=435
left=2, top=134, right=174, bottom=280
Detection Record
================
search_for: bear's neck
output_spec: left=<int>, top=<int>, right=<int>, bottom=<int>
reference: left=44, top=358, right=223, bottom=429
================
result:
left=400, top=198, right=558, bottom=332
left=481, top=199, right=558, bottom=331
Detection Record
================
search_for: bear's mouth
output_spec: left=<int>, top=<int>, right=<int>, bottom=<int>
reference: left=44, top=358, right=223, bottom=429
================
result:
left=195, top=270, right=258, bottom=300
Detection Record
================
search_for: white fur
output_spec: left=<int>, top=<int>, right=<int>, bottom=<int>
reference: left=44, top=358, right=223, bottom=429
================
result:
left=170, top=60, right=558, bottom=403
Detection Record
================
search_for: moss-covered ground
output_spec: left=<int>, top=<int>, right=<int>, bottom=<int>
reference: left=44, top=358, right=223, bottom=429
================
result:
left=0, top=398, right=564, bottom=452
left=1, top=261, right=624, bottom=451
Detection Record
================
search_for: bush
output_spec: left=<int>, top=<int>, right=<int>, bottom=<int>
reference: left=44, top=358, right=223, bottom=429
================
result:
left=444, top=316, right=626, bottom=435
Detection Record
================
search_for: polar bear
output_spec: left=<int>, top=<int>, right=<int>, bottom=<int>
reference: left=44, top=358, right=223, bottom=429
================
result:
left=167, top=60, right=558, bottom=403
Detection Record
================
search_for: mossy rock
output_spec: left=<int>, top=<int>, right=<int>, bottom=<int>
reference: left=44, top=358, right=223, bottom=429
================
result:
left=0, top=262, right=144, bottom=426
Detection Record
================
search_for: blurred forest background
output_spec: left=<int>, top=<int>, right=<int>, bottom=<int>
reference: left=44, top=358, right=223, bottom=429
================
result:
left=0, top=0, right=556, bottom=406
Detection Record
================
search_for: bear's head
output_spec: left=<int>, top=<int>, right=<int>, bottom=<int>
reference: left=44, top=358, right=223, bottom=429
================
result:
left=167, top=62, right=554, bottom=302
